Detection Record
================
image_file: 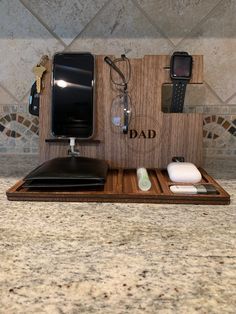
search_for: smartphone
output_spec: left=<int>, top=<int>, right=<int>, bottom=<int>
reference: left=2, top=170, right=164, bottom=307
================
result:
left=51, top=52, right=95, bottom=138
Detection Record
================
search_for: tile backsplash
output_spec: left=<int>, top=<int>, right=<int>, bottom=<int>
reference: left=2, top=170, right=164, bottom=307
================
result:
left=0, top=0, right=235, bottom=159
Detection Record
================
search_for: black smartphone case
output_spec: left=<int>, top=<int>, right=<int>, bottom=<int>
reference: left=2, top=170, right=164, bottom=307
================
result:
left=51, top=53, right=95, bottom=138
left=29, top=81, right=40, bottom=116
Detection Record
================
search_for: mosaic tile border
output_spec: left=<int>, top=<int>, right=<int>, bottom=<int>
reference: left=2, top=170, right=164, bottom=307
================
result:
left=0, top=114, right=38, bottom=138
left=0, top=106, right=235, bottom=157
left=203, top=114, right=236, bottom=157
left=203, top=115, right=236, bottom=139
left=0, top=105, right=39, bottom=154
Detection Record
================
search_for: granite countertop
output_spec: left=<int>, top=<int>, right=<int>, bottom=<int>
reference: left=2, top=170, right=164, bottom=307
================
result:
left=0, top=155, right=235, bottom=313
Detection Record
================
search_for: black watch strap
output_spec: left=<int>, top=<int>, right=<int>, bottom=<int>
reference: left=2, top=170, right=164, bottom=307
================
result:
left=171, top=80, right=188, bottom=113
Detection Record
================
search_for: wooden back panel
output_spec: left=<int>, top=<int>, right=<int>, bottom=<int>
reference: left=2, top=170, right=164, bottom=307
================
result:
left=39, top=55, right=203, bottom=168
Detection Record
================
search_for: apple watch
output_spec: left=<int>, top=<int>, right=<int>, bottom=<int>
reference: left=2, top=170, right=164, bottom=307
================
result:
left=170, top=51, right=193, bottom=113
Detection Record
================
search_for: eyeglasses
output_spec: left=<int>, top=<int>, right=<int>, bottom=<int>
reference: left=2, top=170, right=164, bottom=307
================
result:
left=104, top=55, right=132, bottom=134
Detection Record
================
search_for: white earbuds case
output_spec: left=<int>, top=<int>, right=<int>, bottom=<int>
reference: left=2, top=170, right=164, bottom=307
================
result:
left=167, top=162, right=202, bottom=183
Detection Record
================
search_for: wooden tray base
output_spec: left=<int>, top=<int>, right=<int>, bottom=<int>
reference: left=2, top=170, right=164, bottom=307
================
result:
left=6, top=168, right=230, bottom=205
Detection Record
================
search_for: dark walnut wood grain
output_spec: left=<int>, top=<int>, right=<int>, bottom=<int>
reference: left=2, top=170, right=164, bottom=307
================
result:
left=7, top=54, right=230, bottom=205
left=6, top=168, right=230, bottom=205
left=39, top=55, right=203, bottom=168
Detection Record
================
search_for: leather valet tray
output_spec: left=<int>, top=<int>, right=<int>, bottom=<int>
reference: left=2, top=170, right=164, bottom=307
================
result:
left=6, top=168, right=230, bottom=205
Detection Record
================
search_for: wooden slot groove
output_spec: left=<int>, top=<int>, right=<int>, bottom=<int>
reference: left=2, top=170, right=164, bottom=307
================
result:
left=154, top=169, right=164, bottom=194
left=155, top=169, right=171, bottom=195
left=148, top=170, right=162, bottom=195
left=117, top=169, right=123, bottom=194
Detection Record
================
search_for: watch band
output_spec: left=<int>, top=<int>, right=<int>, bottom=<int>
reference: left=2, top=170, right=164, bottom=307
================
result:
left=171, top=80, right=188, bottom=113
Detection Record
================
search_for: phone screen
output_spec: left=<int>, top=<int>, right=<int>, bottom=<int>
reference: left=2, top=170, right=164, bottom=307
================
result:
left=52, top=53, right=94, bottom=138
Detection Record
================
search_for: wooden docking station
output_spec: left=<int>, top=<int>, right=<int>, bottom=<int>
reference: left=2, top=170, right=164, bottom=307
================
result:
left=7, top=55, right=230, bottom=204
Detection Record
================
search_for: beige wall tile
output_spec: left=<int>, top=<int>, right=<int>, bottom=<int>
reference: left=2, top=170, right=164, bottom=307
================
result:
left=227, top=95, right=236, bottom=105
left=136, top=0, right=220, bottom=45
left=0, top=86, right=17, bottom=105
left=179, top=38, right=236, bottom=103
left=21, top=0, right=109, bottom=45
left=0, top=0, right=235, bottom=158
left=69, top=0, right=173, bottom=56
left=177, top=1, right=236, bottom=102
left=0, top=0, right=64, bottom=101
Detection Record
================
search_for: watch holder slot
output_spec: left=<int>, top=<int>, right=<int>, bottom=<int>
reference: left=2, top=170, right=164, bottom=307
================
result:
left=161, top=84, right=206, bottom=113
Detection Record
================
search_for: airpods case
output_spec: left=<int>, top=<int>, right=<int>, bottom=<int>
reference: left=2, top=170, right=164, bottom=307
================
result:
left=167, top=162, right=202, bottom=183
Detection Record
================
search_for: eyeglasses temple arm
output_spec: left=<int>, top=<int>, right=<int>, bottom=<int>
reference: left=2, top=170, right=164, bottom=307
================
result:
left=123, top=88, right=129, bottom=134
left=104, top=56, right=126, bottom=84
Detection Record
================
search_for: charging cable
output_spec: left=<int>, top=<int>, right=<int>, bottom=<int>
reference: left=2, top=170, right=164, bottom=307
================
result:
left=69, top=137, right=80, bottom=156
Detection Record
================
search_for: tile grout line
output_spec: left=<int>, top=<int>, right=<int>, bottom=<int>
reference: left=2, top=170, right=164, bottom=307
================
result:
left=222, top=92, right=236, bottom=105
left=0, top=83, right=20, bottom=104
left=19, top=0, right=67, bottom=48
left=203, top=81, right=225, bottom=104
left=19, top=87, right=32, bottom=105
left=65, top=0, right=113, bottom=51
left=175, top=0, right=224, bottom=47
left=6, top=5, right=236, bottom=106
left=18, top=0, right=112, bottom=102
left=131, top=0, right=175, bottom=49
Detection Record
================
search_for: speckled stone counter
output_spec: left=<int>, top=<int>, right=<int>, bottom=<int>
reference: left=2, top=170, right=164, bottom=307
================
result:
left=0, top=155, right=235, bottom=314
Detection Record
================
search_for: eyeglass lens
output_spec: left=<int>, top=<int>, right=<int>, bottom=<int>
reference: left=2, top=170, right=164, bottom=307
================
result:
left=111, top=94, right=132, bottom=130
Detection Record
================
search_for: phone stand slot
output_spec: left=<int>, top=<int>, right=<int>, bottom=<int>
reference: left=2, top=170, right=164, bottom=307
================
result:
left=45, top=138, right=101, bottom=144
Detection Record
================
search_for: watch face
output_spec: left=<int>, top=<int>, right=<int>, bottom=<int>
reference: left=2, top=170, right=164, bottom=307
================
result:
left=172, top=55, right=192, bottom=78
